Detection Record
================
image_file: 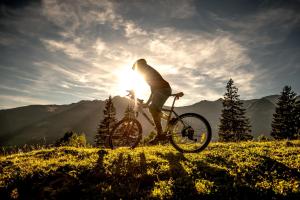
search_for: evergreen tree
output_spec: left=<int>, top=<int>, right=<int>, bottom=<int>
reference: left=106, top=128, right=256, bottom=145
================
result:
left=271, top=86, right=298, bottom=139
left=218, top=79, right=252, bottom=142
left=121, top=104, right=140, bottom=145
left=95, top=96, right=117, bottom=147
left=296, top=99, right=300, bottom=139
left=123, top=104, right=136, bottom=120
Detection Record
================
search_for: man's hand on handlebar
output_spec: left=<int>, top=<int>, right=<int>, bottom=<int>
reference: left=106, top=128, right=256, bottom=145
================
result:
left=141, top=103, right=148, bottom=108
left=126, top=90, right=135, bottom=98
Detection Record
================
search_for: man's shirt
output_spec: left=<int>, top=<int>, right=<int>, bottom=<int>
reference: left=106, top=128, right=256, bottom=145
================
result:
left=138, top=64, right=170, bottom=92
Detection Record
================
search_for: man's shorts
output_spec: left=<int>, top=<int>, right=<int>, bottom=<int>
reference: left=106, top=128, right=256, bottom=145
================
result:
left=149, top=87, right=172, bottom=112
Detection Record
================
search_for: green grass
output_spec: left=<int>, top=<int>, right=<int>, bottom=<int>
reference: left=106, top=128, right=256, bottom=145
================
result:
left=1, top=140, right=300, bottom=199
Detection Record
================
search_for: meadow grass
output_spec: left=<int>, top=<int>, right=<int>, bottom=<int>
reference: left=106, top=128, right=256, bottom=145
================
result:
left=0, top=140, right=299, bottom=199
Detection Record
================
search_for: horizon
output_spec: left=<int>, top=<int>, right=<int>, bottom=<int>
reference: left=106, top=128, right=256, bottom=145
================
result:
left=0, top=92, right=290, bottom=111
left=1, top=0, right=300, bottom=109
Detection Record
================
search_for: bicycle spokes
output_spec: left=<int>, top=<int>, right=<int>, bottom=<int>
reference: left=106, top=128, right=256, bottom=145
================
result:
left=180, top=126, right=197, bottom=141
left=170, top=113, right=211, bottom=153
left=109, top=118, right=142, bottom=149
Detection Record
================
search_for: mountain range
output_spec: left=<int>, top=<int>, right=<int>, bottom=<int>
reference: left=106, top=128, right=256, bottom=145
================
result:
left=0, top=95, right=283, bottom=146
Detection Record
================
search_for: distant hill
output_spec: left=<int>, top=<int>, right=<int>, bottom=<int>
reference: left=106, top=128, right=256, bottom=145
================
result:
left=0, top=95, right=285, bottom=146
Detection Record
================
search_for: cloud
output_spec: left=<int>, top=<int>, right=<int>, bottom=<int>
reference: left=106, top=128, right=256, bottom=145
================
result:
left=0, top=85, right=30, bottom=94
left=0, top=0, right=299, bottom=109
left=0, top=94, right=52, bottom=109
left=94, top=38, right=107, bottom=55
left=1, top=0, right=258, bottom=107
left=212, top=8, right=300, bottom=46
left=134, top=28, right=257, bottom=102
left=42, top=39, right=84, bottom=59
left=169, top=0, right=196, bottom=19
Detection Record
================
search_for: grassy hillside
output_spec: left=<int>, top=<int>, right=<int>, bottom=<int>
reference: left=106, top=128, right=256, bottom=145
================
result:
left=1, top=141, right=299, bottom=199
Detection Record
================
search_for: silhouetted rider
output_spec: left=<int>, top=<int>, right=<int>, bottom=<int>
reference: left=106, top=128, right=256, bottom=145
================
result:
left=132, top=59, right=172, bottom=144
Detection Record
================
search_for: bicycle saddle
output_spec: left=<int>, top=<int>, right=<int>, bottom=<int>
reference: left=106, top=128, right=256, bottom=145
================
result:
left=171, top=92, right=184, bottom=99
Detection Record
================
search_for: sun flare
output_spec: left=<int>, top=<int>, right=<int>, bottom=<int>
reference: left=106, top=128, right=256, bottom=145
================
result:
left=117, top=67, right=150, bottom=100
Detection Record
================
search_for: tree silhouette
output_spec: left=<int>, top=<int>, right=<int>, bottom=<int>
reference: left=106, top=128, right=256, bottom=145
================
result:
left=296, top=99, right=300, bottom=138
left=218, top=79, right=252, bottom=142
left=123, top=104, right=135, bottom=120
left=95, top=96, right=117, bottom=147
left=271, top=86, right=298, bottom=140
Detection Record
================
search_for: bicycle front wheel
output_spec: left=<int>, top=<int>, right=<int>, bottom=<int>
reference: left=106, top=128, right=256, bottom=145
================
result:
left=109, top=118, right=142, bottom=149
left=169, top=113, right=212, bottom=153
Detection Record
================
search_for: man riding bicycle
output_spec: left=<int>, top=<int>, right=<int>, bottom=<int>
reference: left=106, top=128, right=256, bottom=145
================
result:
left=132, top=59, right=172, bottom=144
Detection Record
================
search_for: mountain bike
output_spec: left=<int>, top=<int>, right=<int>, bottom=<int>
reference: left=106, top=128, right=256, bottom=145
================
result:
left=109, top=90, right=212, bottom=153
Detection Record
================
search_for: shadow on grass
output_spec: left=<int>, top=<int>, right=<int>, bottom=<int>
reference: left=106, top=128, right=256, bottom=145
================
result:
left=156, top=152, right=199, bottom=198
left=1, top=150, right=300, bottom=199
left=156, top=152, right=300, bottom=200
left=76, top=149, right=155, bottom=199
left=155, top=152, right=244, bottom=199
left=243, top=155, right=300, bottom=199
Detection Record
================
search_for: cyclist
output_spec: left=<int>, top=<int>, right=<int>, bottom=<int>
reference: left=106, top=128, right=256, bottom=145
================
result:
left=132, top=59, right=172, bottom=144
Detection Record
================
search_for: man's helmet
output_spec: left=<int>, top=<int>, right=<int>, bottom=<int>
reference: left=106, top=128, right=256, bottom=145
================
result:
left=132, top=58, right=147, bottom=70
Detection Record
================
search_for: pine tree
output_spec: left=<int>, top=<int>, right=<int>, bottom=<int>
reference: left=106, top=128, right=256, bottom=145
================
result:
left=123, top=104, right=136, bottom=120
left=122, top=104, right=140, bottom=144
left=296, top=99, right=300, bottom=139
left=218, top=79, right=252, bottom=142
left=271, top=86, right=298, bottom=140
left=95, top=96, right=117, bottom=147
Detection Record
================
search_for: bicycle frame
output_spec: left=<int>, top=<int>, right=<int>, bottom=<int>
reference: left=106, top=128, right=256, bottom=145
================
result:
left=133, top=94, right=182, bottom=132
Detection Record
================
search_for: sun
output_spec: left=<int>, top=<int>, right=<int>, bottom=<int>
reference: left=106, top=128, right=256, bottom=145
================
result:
left=117, top=67, right=150, bottom=100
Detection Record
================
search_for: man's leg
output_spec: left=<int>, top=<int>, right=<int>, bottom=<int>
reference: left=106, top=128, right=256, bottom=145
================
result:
left=148, top=106, right=167, bottom=145
left=148, top=88, right=171, bottom=144
left=149, top=107, right=163, bottom=135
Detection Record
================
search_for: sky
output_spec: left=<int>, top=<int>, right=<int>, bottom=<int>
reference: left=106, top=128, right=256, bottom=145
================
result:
left=0, top=0, right=300, bottom=109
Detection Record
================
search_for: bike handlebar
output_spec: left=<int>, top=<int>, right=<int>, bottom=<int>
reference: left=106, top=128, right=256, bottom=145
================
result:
left=126, top=90, right=184, bottom=108
left=126, top=90, right=144, bottom=104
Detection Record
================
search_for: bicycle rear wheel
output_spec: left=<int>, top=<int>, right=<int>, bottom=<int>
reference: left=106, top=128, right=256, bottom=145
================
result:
left=169, top=113, right=211, bottom=153
left=109, top=118, right=142, bottom=149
